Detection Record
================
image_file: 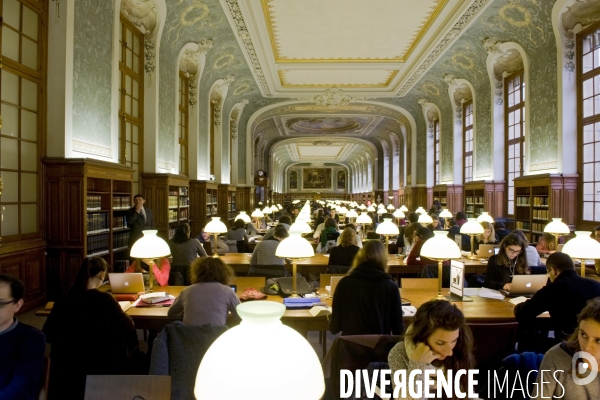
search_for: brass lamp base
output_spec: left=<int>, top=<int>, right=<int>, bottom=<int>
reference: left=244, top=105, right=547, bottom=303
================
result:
left=468, top=235, right=477, bottom=259
left=212, top=234, right=220, bottom=258
left=432, top=260, right=449, bottom=301
left=289, top=261, right=300, bottom=298
left=431, top=293, right=447, bottom=301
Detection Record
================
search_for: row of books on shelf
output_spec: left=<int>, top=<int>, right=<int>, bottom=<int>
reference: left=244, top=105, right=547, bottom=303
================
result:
left=532, top=209, right=550, bottom=220
left=113, top=216, right=127, bottom=230
left=87, top=195, right=103, bottom=210
left=87, top=213, right=109, bottom=234
left=531, top=222, right=546, bottom=233
left=532, top=196, right=549, bottom=207
left=113, top=231, right=130, bottom=250
left=112, top=196, right=130, bottom=210
left=434, top=197, right=447, bottom=204
left=206, top=206, right=217, bottom=216
left=168, top=195, right=190, bottom=207
left=228, top=204, right=237, bottom=212
left=169, top=208, right=189, bottom=222
left=515, top=220, right=531, bottom=230
left=466, top=197, right=484, bottom=205
left=206, top=194, right=218, bottom=204
left=87, top=234, right=109, bottom=256
left=516, top=197, right=530, bottom=206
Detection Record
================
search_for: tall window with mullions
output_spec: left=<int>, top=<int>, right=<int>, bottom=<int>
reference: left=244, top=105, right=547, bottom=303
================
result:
left=579, top=22, right=600, bottom=223
left=463, top=100, right=474, bottom=183
left=505, top=69, right=525, bottom=216
left=0, top=0, right=45, bottom=241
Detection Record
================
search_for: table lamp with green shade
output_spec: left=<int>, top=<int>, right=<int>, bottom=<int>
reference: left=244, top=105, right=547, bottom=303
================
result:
left=544, top=218, right=570, bottom=251
left=562, top=231, right=600, bottom=277
left=459, top=218, right=484, bottom=260
left=204, top=217, right=228, bottom=258
left=420, top=231, right=462, bottom=300
left=130, top=230, right=171, bottom=291
left=195, top=301, right=325, bottom=400
left=275, top=231, right=314, bottom=298
left=376, top=217, right=399, bottom=253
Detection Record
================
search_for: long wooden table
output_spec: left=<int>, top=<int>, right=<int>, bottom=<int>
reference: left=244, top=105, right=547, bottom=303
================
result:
left=220, top=253, right=492, bottom=276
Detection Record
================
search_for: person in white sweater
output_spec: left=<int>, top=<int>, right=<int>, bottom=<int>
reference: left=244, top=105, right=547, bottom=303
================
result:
left=531, top=297, right=600, bottom=399
left=388, top=300, right=477, bottom=400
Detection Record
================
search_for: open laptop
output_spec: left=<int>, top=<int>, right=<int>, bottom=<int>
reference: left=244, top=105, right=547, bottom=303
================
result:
left=500, top=275, right=548, bottom=298
left=557, top=243, right=565, bottom=252
left=108, top=273, right=145, bottom=294
left=478, top=244, right=500, bottom=259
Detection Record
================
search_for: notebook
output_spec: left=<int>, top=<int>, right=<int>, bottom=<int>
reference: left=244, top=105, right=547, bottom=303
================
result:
left=108, top=273, right=145, bottom=294
left=478, top=244, right=500, bottom=259
left=500, top=275, right=548, bottom=298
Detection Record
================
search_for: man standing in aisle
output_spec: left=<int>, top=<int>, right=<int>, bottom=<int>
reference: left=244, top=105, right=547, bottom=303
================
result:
left=127, top=194, right=154, bottom=256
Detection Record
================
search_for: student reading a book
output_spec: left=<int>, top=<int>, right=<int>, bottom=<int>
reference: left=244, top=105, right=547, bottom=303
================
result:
left=532, top=298, right=600, bottom=398
left=328, top=227, right=361, bottom=267
left=388, top=300, right=476, bottom=400
left=168, top=257, right=240, bottom=326
left=483, top=234, right=530, bottom=291
left=43, top=257, right=138, bottom=400
left=329, top=241, right=403, bottom=336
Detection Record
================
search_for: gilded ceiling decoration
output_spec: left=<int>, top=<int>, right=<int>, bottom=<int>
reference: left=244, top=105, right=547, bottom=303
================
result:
left=285, top=117, right=363, bottom=134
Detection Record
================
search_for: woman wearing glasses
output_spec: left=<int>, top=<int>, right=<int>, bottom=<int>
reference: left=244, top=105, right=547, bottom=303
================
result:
left=483, top=233, right=530, bottom=291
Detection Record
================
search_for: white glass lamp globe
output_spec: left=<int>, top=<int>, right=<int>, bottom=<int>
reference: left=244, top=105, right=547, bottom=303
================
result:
left=195, top=302, right=325, bottom=399
left=476, top=212, right=494, bottom=224
left=399, top=205, right=408, bottom=212
left=235, top=211, right=251, bottom=223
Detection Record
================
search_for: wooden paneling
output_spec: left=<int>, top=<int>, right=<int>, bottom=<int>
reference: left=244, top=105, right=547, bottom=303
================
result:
left=447, top=185, right=463, bottom=214
left=189, top=180, right=218, bottom=238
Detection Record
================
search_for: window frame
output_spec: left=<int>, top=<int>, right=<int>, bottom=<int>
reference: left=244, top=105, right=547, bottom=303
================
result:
left=434, top=119, right=440, bottom=185
left=463, top=99, right=474, bottom=183
left=577, top=20, right=600, bottom=226
left=504, top=68, right=526, bottom=217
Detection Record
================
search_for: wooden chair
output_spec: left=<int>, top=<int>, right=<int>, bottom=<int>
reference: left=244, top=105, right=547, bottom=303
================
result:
left=400, top=278, right=438, bottom=290
left=233, top=276, right=266, bottom=293
left=84, top=375, right=171, bottom=400
left=319, top=273, right=348, bottom=288
left=469, top=322, right=519, bottom=369
left=38, top=356, right=50, bottom=400
left=247, top=264, right=290, bottom=279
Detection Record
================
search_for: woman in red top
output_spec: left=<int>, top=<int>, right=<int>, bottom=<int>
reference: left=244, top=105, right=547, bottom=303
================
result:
left=126, top=257, right=171, bottom=286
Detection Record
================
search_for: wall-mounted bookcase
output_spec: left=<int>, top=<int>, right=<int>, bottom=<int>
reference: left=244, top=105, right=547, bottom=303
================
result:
left=141, top=174, right=189, bottom=241
left=218, top=184, right=237, bottom=224
left=189, top=180, right=218, bottom=238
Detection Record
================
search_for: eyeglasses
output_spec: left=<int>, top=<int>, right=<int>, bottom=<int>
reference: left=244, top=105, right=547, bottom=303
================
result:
left=0, top=299, right=15, bottom=308
left=506, top=247, right=522, bottom=255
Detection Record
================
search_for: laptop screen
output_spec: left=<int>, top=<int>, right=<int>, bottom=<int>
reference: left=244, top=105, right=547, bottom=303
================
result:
left=494, top=247, right=500, bottom=255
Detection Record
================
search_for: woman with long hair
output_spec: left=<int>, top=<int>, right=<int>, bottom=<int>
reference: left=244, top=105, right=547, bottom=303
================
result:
left=474, top=221, right=498, bottom=252
left=388, top=300, right=476, bottom=400
left=533, top=297, right=600, bottom=397
left=328, top=227, right=361, bottom=267
left=536, top=232, right=558, bottom=255
left=329, top=241, right=403, bottom=336
left=43, top=257, right=138, bottom=399
left=168, top=257, right=240, bottom=326
left=169, top=223, right=208, bottom=265
left=483, top=233, right=530, bottom=291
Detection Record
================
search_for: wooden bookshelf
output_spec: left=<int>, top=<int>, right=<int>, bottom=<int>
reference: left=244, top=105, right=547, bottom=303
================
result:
left=464, top=182, right=485, bottom=219
left=513, top=174, right=577, bottom=243
left=44, top=158, right=133, bottom=297
left=140, top=174, right=189, bottom=241
left=218, top=184, right=237, bottom=225
left=188, top=181, right=218, bottom=238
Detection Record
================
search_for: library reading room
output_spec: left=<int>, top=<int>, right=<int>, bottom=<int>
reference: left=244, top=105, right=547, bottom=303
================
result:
left=2, top=1, right=600, bottom=399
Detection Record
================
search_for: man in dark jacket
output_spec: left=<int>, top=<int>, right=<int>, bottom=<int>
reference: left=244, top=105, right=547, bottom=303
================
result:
left=514, top=252, right=600, bottom=343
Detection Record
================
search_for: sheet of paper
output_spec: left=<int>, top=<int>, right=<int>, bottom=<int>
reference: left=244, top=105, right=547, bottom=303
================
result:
left=508, top=296, right=528, bottom=305
left=478, top=287, right=505, bottom=300
left=402, top=305, right=417, bottom=316
left=463, top=288, right=480, bottom=297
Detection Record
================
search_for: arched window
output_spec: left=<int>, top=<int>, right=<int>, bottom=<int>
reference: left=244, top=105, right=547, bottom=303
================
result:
left=579, top=21, right=600, bottom=223
left=178, top=71, right=189, bottom=176
left=463, top=100, right=474, bottom=183
left=434, top=119, right=440, bottom=185
left=119, top=16, right=144, bottom=194
left=505, top=69, right=525, bottom=216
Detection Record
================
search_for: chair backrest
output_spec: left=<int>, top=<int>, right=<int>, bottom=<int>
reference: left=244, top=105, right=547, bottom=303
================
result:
left=247, top=264, right=291, bottom=279
left=233, top=276, right=266, bottom=293
left=401, top=278, right=438, bottom=290
left=38, top=356, right=50, bottom=400
left=325, top=240, right=337, bottom=252
left=169, top=264, right=189, bottom=285
left=320, top=273, right=348, bottom=289
left=84, top=375, right=171, bottom=400
left=226, top=241, right=238, bottom=253
left=325, top=231, right=340, bottom=242
left=202, top=241, right=212, bottom=256
left=236, top=240, right=248, bottom=253
left=469, top=322, right=519, bottom=369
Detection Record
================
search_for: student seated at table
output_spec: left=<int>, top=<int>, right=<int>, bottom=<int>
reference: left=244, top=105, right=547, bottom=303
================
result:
left=319, top=217, right=340, bottom=252
left=127, top=257, right=171, bottom=287
left=169, top=223, right=207, bottom=265
left=515, top=253, right=600, bottom=344
left=0, top=274, right=46, bottom=400
left=483, top=233, right=530, bottom=291
left=474, top=221, right=499, bottom=253
left=535, top=232, right=561, bottom=256
left=406, top=227, right=447, bottom=268
left=427, top=213, right=443, bottom=232
left=533, top=297, right=600, bottom=398
left=329, top=227, right=361, bottom=267
left=262, top=215, right=291, bottom=240
left=245, top=221, right=259, bottom=236
left=329, top=241, right=403, bottom=336
left=225, top=219, right=249, bottom=249
left=250, top=225, right=289, bottom=265
left=197, top=228, right=229, bottom=255
left=336, top=223, right=363, bottom=248
left=168, top=258, right=240, bottom=326
left=388, top=300, right=476, bottom=400
left=512, top=229, right=542, bottom=267
left=43, top=257, right=138, bottom=400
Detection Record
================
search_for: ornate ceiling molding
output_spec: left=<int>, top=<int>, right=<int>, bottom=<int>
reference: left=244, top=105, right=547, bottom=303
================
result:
left=397, top=0, right=491, bottom=96
left=482, top=37, right=508, bottom=56
left=224, top=0, right=272, bottom=96
left=304, top=86, right=368, bottom=108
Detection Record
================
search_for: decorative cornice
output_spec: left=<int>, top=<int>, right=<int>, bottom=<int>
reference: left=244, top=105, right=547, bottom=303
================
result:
left=212, top=98, right=222, bottom=125
left=482, top=37, right=507, bottom=55
left=443, top=74, right=457, bottom=86
left=224, top=0, right=272, bottom=96
left=144, top=35, right=156, bottom=74
left=304, top=86, right=367, bottom=108
left=397, top=0, right=491, bottom=96
left=72, top=139, right=112, bottom=158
